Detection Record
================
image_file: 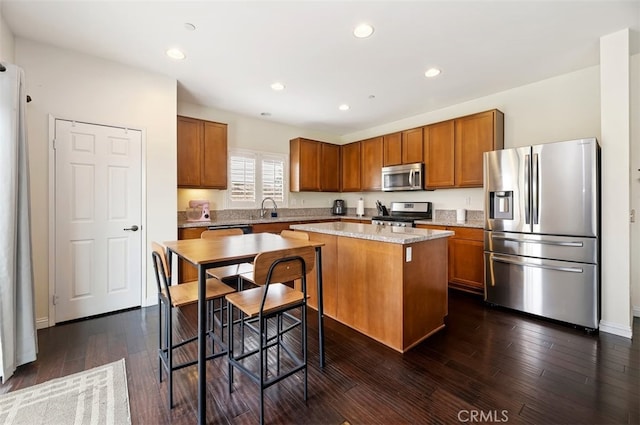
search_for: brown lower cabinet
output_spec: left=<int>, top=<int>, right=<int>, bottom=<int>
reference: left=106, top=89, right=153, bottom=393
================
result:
left=416, top=224, right=484, bottom=294
left=177, top=227, right=206, bottom=283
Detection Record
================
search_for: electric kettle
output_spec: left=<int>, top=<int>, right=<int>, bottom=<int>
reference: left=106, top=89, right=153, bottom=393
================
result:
left=332, top=199, right=346, bottom=216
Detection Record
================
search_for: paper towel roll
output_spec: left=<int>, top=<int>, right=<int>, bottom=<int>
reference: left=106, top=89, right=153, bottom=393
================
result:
left=356, top=198, right=365, bottom=217
left=456, top=208, right=466, bottom=223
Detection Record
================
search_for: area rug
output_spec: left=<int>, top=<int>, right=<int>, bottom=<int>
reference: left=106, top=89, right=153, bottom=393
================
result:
left=0, top=359, right=131, bottom=425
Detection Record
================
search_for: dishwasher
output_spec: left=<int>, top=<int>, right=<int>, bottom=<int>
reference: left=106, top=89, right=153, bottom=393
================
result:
left=206, top=224, right=253, bottom=234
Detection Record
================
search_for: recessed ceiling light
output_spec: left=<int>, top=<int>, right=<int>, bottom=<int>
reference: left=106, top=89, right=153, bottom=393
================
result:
left=353, top=23, right=374, bottom=38
left=424, top=68, right=441, bottom=78
left=166, top=48, right=186, bottom=60
left=184, top=23, right=196, bottom=31
left=270, top=82, right=285, bottom=91
left=338, top=104, right=350, bottom=111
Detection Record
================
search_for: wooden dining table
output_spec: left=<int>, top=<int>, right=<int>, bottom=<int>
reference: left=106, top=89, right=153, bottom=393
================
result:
left=163, top=232, right=325, bottom=425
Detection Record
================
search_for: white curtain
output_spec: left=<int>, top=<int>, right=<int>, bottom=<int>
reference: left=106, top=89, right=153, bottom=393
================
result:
left=0, top=63, right=37, bottom=382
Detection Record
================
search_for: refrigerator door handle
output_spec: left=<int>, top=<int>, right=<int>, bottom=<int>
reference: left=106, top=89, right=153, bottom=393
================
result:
left=532, top=153, right=539, bottom=224
left=524, top=154, right=530, bottom=224
left=491, top=254, right=584, bottom=273
left=491, top=235, right=584, bottom=247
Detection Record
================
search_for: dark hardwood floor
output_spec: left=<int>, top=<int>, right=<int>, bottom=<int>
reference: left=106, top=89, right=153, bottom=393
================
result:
left=2, top=290, right=638, bottom=424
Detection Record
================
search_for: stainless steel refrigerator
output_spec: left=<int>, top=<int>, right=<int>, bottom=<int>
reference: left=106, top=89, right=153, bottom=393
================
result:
left=483, top=137, right=600, bottom=330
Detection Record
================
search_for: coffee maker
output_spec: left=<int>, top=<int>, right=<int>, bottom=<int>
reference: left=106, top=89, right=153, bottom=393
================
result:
left=332, top=199, right=346, bottom=216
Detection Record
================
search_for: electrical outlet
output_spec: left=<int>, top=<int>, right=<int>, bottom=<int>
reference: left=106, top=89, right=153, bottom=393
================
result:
left=631, top=209, right=636, bottom=223
left=465, top=197, right=472, bottom=206
left=406, top=246, right=412, bottom=262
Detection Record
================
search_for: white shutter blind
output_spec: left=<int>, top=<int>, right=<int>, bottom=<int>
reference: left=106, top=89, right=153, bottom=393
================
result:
left=229, top=154, right=256, bottom=202
left=262, top=158, right=285, bottom=202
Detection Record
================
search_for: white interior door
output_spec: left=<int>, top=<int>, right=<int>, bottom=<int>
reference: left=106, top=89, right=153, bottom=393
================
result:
left=54, top=120, right=142, bottom=322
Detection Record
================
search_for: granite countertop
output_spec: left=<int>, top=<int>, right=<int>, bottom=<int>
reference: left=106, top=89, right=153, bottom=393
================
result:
left=177, top=215, right=371, bottom=229
left=414, top=219, right=484, bottom=229
left=290, top=222, right=454, bottom=245
left=178, top=214, right=484, bottom=229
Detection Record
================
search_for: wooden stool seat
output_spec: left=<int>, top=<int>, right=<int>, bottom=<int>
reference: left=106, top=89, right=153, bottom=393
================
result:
left=225, top=283, right=304, bottom=318
left=169, top=278, right=235, bottom=308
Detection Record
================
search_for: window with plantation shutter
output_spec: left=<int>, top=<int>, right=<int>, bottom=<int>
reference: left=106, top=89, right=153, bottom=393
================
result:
left=262, top=157, right=285, bottom=202
left=227, top=149, right=288, bottom=208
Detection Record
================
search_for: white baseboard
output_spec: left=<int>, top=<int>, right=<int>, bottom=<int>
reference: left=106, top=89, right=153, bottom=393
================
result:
left=144, top=295, right=156, bottom=308
left=599, top=320, right=633, bottom=339
left=633, top=305, right=640, bottom=318
left=36, top=317, right=50, bottom=330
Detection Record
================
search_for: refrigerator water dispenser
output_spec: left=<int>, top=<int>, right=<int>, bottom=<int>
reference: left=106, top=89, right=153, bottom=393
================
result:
left=489, top=191, right=513, bottom=220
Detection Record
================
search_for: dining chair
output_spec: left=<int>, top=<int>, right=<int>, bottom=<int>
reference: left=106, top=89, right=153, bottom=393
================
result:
left=225, top=245, right=316, bottom=425
left=151, top=242, right=235, bottom=408
left=201, top=228, right=253, bottom=287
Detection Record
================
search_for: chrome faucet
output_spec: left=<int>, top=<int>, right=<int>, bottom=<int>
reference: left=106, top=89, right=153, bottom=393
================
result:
left=260, top=197, right=278, bottom=218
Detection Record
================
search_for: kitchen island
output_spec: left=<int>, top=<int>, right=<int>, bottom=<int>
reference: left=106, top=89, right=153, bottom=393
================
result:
left=289, top=222, right=453, bottom=353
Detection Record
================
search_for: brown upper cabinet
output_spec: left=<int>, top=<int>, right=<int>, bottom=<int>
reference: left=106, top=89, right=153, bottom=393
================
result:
left=402, top=127, right=424, bottom=164
left=383, top=128, right=424, bottom=166
left=341, top=141, right=361, bottom=192
left=425, top=109, right=504, bottom=189
left=424, top=120, right=455, bottom=188
left=454, top=109, right=504, bottom=187
left=177, top=116, right=227, bottom=189
left=383, top=132, right=402, bottom=166
left=360, top=136, right=384, bottom=191
left=290, top=138, right=341, bottom=192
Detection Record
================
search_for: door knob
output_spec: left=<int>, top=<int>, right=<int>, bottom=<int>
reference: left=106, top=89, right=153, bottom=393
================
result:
left=124, top=225, right=139, bottom=232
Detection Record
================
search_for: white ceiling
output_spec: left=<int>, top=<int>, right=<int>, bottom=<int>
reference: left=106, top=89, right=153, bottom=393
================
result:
left=2, top=1, right=639, bottom=135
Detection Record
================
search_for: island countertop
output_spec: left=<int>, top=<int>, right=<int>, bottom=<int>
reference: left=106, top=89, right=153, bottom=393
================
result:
left=290, top=221, right=453, bottom=244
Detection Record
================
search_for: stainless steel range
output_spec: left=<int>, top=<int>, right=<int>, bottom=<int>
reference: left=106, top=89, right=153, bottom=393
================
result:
left=372, top=201, right=432, bottom=227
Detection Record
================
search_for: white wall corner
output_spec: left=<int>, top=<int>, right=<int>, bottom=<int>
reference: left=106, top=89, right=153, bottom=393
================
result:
left=600, top=28, right=633, bottom=337
left=599, top=320, right=633, bottom=339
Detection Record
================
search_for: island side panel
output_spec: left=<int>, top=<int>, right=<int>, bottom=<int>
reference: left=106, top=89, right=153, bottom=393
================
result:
left=304, top=232, right=339, bottom=318
left=336, top=237, right=404, bottom=351
left=402, top=237, right=449, bottom=351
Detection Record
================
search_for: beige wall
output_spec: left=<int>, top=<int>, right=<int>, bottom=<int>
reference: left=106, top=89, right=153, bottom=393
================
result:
left=15, top=38, right=177, bottom=325
left=0, top=1, right=15, bottom=62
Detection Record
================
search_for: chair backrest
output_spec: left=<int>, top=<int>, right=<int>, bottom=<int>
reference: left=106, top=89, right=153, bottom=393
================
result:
left=253, top=246, right=316, bottom=287
left=201, top=228, right=244, bottom=239
left=151, top=242, right=171, bottom=299
left=280, top=229, right=309, bottom=241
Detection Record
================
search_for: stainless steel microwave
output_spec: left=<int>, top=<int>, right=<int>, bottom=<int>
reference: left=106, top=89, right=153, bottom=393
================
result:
left=381, top=163, right=424, bottom=191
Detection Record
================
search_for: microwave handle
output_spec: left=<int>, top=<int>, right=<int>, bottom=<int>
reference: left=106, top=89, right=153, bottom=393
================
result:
left=409, top=169, right=415, bottom=188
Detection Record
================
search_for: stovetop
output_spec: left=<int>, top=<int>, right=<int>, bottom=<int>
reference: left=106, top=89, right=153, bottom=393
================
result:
left=371, top=214, right=431, bottom=222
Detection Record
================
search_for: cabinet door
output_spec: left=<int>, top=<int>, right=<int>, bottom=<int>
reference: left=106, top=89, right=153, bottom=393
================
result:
left=402, top=127, right=423, bottom=164
left=290, top=138, right=320, bottom=192
left=448, top=237, right=484, bottom=292
left=177, top=116, right=202, bottom=187
left=424, top=120, right=455, bottom=188
left=455, top=110, right=502, bottom=187
left=341, top=142, right=361, bottom=192
left=383, top=132, right=402, bottom=166
left=320, top=142, right=341, bottom=191
left=201, top=121, right=228, bottom=189
left=360, top=136, right=383, bottom=191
